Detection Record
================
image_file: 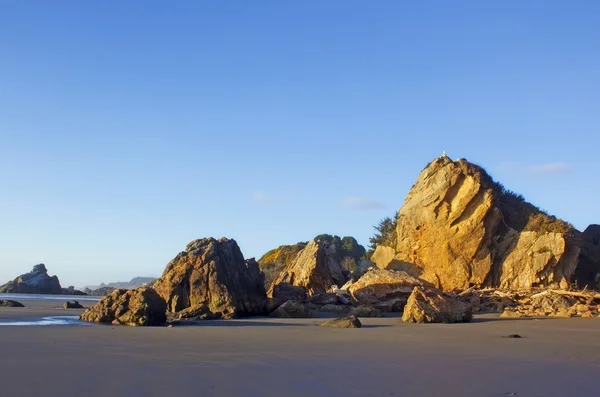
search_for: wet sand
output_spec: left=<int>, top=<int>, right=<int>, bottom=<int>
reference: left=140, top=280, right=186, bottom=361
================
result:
left=1, top=299, right=599, bottom=397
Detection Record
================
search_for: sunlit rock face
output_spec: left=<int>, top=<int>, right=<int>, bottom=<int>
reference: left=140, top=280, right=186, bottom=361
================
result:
left=373, top=156, right=580, bottom=291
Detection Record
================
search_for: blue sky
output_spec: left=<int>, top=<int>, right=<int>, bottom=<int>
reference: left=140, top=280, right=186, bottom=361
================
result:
left=1, top=1, right=599, bottom=287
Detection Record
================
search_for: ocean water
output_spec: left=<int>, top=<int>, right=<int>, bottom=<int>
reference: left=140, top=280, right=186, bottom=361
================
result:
left=0, top=293, right=101, bottom=302
left=0, top=316, right=89, bottom=326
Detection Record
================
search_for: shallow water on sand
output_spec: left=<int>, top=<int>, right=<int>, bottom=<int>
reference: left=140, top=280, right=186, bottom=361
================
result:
left=0, top=316, right=89, bottom=326
left=0, top=293, right=100, bottom=302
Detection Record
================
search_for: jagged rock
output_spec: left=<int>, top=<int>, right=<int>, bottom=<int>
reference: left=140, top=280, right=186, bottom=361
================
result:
left=64, top=301, right=84, bottom=309
left=347, top=268, right=423, bottom=312
left=258, top=242, right=308, bottom=289
left=80, top=287, right=167, bottom=326
left=268, top=239, right=349, bottom=297
left=574, top=225, right=600, bottom=289
left=152, top=238, right=267, bottom=319
left=0, top=264, right=62, bottom=294
left=269, top=282, right=308, bottom=302
left=319, top=315, right=362, bottom=328
left=402, top=286, right=473, bottom=323
left=351, top=305, right=382, bottom=318
left=373, top=156, right=580, bottom=291
left=0, top=300, right=24, bottom=307
left=269, top=300, right=313, bottom=318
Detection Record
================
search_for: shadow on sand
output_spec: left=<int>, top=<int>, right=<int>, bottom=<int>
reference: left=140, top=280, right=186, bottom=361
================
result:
left=169, top=319, right=395, bottom=328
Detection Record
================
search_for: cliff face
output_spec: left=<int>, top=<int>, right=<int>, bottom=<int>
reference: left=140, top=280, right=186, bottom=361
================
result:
left=574, top=225, right=600, bottom=289
left=0, top=264, right=62, bottom=294
left=372, top=156, right=580, bottom=291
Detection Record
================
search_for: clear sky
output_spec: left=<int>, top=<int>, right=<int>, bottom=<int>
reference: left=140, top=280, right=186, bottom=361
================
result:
left=1, top=1, right=599, bottom=288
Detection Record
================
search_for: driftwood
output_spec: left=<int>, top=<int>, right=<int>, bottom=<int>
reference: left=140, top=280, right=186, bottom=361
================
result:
left=548, top=289, right=600, bottom=300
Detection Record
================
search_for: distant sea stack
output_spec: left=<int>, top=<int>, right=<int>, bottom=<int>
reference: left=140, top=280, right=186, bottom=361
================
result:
left=0, top=264, right=62, bottom=294
left=371, top=155, right=589, bottom=291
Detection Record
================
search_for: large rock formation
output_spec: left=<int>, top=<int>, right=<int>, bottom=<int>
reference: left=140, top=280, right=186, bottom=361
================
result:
left=0, top=264, right=62, bottom=294
left=402, top=286, right=473, bottom=323
left=152, top=238, right=267, bottom=319
left=268, top=239, right=349, bottom=297
left=346, top=268, right=424, bottom=312
left=258, top=242, right=308, bottom=288
left=574, top=225, right=600, bottom=289
left=259, top=235, right=368, bottom=289
left=80, top=287, right=167, bottom=326
left=372, top=155, right=581, bottom=291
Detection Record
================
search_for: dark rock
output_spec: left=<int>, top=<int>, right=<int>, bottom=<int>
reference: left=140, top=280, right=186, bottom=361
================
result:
left=80, top=287, right=167, bottom=326
left=319, top=315, right=362, bottom=328
left=64, top=301, right=84, bottom=309
left=574, top=225, right=600, bottom=289
left=309, top=292, right=340, bottom=306
left=269, top=300, right=312, bottom=318
left=269, top=282, right=308, bottom=302
left=0, top=300, right=25, bottom=307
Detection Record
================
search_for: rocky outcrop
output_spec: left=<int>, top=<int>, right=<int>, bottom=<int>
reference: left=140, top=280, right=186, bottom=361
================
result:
left=152, top=238, right=267, bottom=319
left=260, top=235, right=367, bottom=290
left=258, top=242, right=308, bottom=288
left=402, top=286, right=473, bottom=323
left=0, top=264, right=62, bottom=294
left=0, top=300, right=24, bottom=307
left=64, top=301, right=84, bottom=309
left=373, top=155, right=580, bottom=291
left=574, top=225, right=600, bottom=289
left=80, top=287, right=167, bottom=326
left=320, top=315, right=362, bottom=328
left=268, top=239, right=349, bottom=297
left=346, top=268, right=424, bottom=312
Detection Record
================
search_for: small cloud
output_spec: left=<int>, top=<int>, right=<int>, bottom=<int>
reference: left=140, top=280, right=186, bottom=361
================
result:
left=252, top=192, right=283, bottom=204
left=341, top=197, right=386, bottom=210
left=527, top=163, right=573, bottom=176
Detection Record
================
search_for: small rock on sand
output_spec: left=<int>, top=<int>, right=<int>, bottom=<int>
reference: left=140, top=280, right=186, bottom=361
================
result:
left=319, top=315, right=362, bottom=328
left=0, top=300, right=24, bottom=307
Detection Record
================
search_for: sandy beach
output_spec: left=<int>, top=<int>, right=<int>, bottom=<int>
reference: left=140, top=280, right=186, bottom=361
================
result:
left=0, top=297, right=599, bottom=397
